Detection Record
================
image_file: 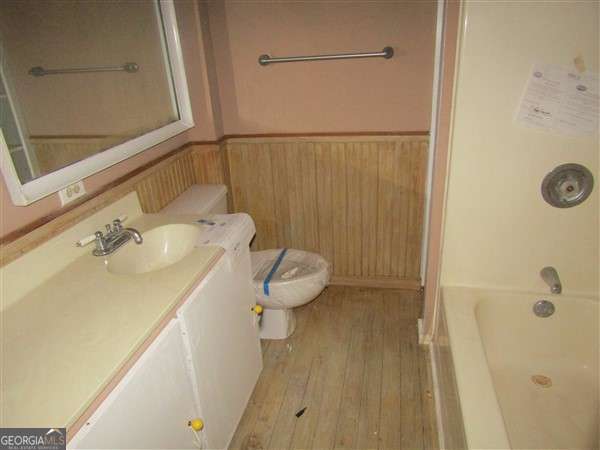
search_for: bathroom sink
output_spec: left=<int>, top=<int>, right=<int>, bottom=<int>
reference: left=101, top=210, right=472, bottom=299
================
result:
left=107, top=224, right=201, bottom=275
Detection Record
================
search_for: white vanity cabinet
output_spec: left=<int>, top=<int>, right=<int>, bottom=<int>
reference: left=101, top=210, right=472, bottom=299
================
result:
left=69, top=319, right=200, bottom=450
left=70, top=248, right=262, bottom=450
left=178, top=252, right=262, bottom=450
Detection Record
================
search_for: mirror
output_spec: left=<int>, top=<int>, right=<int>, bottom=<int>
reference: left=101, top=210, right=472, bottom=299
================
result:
left=0, top=0, right=193, bottom=205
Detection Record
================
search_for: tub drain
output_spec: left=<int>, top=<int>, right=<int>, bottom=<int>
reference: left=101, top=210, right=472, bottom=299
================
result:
left=531, top=374, right=552, bottom=388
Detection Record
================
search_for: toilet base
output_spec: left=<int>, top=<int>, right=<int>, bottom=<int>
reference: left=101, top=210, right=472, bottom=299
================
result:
left=259, top=308, right=297, bottom=340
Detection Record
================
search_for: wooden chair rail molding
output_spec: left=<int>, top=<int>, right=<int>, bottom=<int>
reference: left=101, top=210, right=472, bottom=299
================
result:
left=1, top=132, right=428, bottom=291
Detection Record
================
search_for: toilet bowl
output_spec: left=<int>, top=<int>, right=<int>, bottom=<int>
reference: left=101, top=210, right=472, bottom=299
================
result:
left=252, top=248, right=330, bottom=339
left=160, top=184, right=330, bottom=339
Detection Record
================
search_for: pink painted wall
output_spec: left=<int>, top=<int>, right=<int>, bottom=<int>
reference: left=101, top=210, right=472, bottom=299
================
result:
left=1, top=0, right=438, bottom=238
left=0, top=0, right=221, bottom=238
left=423, top=0, right=460, bottom=338
left=1, top=1, right=176, bottom=136
left=207, top=0, right=436, bottom=134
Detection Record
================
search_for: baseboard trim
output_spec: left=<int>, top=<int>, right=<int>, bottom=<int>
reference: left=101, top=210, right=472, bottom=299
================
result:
left=329, top=276, right=421, bottom=290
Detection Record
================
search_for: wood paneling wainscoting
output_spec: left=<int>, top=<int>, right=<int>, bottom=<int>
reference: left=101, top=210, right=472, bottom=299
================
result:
left=0, top=143, right=224, bottom=266
left=225, top=136, right=428, bottom=289
left=2, top=134, right=428, bottom=292
left=134, top=144, right=224, bottom=213
left=30, top=136, right=124, bottom=176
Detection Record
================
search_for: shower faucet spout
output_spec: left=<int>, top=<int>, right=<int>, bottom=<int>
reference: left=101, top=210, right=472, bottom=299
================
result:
left=540, top=266, right=562, bottom=294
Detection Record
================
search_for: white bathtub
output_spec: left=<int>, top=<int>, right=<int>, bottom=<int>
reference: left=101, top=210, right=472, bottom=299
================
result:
left=438, top=287, right=599, bottom=449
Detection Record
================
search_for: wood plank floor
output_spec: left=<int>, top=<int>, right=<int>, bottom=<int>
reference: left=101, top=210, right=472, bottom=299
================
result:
left=230, top=286, right=438, bottom=450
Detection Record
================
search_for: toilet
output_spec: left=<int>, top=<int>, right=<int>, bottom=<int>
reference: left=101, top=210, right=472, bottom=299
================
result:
left=251, top=248, right=329, bottom=339
left=160, top=184, right=330, bottom=339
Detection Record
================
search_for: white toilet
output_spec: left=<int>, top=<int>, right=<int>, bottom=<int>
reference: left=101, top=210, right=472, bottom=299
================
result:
left=160, top=184, right=330, bottom=339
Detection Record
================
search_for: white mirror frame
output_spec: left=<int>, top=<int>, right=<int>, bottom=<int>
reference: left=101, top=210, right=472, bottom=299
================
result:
left=0, top=0, right=193, bottom=206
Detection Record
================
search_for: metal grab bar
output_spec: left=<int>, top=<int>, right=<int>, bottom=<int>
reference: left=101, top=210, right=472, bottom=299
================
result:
left=29, top=62, right=139, bottom=77
left=258, top=46, right=393, bottom=66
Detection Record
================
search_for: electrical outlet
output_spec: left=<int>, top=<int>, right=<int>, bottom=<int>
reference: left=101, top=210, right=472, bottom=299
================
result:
left=58, top=181, right=86, bottom=206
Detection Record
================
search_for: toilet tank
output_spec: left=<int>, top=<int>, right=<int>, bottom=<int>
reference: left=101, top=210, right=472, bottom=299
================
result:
left=160, top=184, right=228, bottom=216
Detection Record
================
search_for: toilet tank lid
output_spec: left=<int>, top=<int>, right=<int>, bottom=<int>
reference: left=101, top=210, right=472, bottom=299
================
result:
left=160, top=184, right=227, bottom=216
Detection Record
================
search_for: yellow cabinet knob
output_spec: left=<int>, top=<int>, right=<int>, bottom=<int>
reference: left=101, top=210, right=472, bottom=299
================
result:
left=189, top=418, right=204, bottom=431
left=252, top=305, right=263, bottom=315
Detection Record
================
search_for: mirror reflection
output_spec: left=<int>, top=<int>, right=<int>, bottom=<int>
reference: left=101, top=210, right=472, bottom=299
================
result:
left=0, top=0, right=180, bottom=184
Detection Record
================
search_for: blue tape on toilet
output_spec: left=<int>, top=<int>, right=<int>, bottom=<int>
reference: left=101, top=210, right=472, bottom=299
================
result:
left=263, top=248, right=288, bottom=296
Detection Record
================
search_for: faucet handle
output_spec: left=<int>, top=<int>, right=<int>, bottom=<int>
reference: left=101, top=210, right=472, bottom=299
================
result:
left=112, top=219, right=123, bottom=232
left=110, top=215, right=128, bottom=233
left=76, top=233, right=97, bottom=247
left=93, top=231, right=108, bottom=255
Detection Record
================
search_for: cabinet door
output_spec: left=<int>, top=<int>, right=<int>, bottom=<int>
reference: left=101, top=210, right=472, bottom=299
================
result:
left=70, top=320, right=201, bottom=450
left=178, top=252, right=262, bottom=450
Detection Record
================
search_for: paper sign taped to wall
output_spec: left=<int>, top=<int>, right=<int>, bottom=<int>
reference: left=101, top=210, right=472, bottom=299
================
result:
left=515, top=63, right=599, bottom=136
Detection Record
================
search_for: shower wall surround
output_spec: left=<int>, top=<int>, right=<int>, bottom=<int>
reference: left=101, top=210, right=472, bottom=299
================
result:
left=441, top=1, right=599, bottom=296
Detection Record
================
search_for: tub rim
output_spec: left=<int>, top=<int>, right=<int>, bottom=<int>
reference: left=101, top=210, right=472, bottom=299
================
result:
left=440, top=285, right=599, bottom=449
left=441, top=286, right=511, bottom=449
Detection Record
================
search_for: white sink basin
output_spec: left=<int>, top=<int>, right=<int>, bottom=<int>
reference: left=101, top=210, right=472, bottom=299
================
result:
left=107, top=224, right=201, bottom=275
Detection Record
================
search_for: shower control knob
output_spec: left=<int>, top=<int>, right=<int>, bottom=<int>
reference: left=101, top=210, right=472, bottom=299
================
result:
left=541, top=163, right=594, bottom=208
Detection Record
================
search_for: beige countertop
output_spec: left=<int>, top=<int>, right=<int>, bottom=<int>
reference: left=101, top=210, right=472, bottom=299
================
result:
left=1, top=214, right=223, bottom=429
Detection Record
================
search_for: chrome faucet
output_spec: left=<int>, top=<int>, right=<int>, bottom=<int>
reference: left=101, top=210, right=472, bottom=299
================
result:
left=540, top=266, right=562, bottom=294
left=86, top=218, right=143, bottom=256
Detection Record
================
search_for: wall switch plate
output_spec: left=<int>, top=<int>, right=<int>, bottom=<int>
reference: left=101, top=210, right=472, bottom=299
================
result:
left=58, top=181, right=86, bottom=206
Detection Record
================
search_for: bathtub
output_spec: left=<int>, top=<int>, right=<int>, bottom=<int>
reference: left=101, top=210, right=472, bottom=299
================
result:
left=433, top=287, right=599, bottom=449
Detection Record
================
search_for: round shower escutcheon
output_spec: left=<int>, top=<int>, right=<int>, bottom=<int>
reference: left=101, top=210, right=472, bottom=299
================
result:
left=541, top=163, right=594, bottom=208
left=533, top=299, right=555, bottom=318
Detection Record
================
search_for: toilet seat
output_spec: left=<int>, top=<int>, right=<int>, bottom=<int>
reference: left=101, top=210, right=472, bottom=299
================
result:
left=252, top=249, right=330, bottom=309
